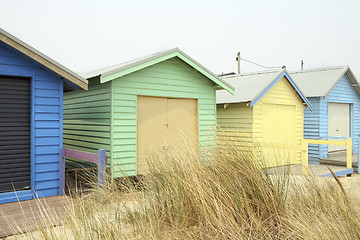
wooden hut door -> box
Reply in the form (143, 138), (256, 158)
(328, 103), (350, 152)
(262, 104), (296, 167)
(0, 76), (31, 193)
(137, 96), (197, 175)
(168, 98), (198, 149)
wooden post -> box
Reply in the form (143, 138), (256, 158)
(98, 149), (107, 189)
(59, 148), (65, 196)
(301, 139), (308, 175)
(346, 138), (352, 169)
(237, 52), (240, 74)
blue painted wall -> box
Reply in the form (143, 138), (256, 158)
(0, 41), (64, 204)
(304, 73), (360, 162)
(303, 97), (321, 162)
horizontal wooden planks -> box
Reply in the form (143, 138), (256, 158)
(63, 80), (112, 165)
(0, 41), (65, 202)
(253, 77), (304, 165)
(303, 97), (321, 160)
(34, 76), (62, 195)
(217, 103), (253, 131)
(319, 74), (360, 159)
(111, 57), (216, 177)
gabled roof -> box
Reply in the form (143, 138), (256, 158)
(83, 48), (234, 94)
(0, 28), (88, 90)
(216, 68), (312, 109)
(290, 66), (359, 97)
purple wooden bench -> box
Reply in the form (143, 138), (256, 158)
(59, 148), (107, 195)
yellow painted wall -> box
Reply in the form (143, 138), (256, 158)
(216, 103), (253, 151)
(217, 103), (253, 131)
(216, 76), (304, 167)
(253, 76), (304, 166)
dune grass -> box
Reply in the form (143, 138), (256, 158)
(5, 135), (360, 239)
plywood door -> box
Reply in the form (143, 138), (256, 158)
(168, 98), (198, 150)
(262, 104), (296, 167)
(137, 96), (198, 174)
(328, 102), (350, 152)
(137, 96), (168, 174)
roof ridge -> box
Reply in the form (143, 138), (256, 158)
(221, 68), (283, 79)
(83, 48), (179, 78)
(82, 48), (235, 93)
(290, 65), (348, 74)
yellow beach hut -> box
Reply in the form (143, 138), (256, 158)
(216, 69), (311, 167)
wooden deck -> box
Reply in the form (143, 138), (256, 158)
(267, 163), (352, 176)
(320, 152), (358, 169)
(0, 196), (71, 238)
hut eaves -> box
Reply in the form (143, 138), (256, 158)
(83, 48), (235, 94)
(290, 66), (360, 98)
(216, 68), (311, 109)
(0, 28), (88, 90)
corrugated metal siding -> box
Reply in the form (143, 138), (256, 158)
(111, 57), (216, 177)
(63, 78), (112, 166)
(0, 42), (63, 203)
(303, 97), (321, 161)
(253, 77), (304, 165)
(319, 74), (360, 158)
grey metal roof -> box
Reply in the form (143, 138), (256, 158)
(289, 66), (360, 97)
(0, 28), (88, 89)
(216, 69), (285, 104)
(83, 48), (178, 79)
(82, 48), (234, 92)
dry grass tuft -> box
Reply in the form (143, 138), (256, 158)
(5, 135), (360, 239)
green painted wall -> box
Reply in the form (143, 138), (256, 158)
(63, 57), (217, 177)
(111, 57), (217, 177)
(63, 78), (112, 167)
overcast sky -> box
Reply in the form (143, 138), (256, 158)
(1, 0), (360, 78)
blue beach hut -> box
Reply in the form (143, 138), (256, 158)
(0, 28), (87, 204)
(290, 66), (360, 162)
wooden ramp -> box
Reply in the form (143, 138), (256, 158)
(0, 196), (71, 238)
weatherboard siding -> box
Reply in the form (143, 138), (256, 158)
(216, 103), (253, 130)
(303, 97), (321, 161)
(319, 74), (360, 158)
(63, 78), (112, 166)
(253, 77), (304, 165)
(216, 76), (305, 166)
(216, 103), (253, 148)
(111, 58), (216, 177)
(303, 74), (360, 161)
(0, 42), (64, 203)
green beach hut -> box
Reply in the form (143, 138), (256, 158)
(63, 48), (234, 177)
